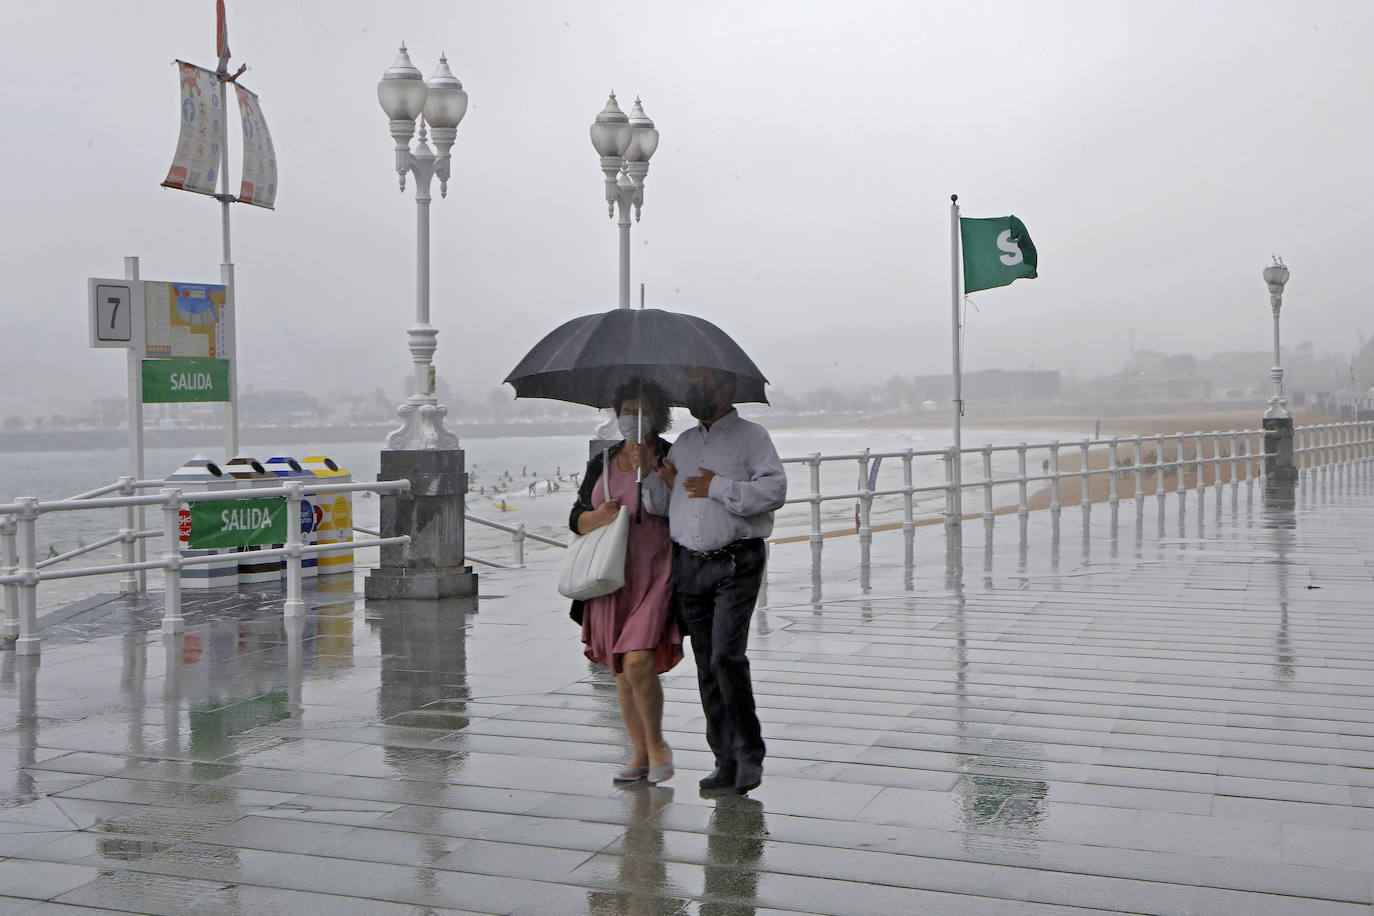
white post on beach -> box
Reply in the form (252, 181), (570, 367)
(949, 195), (963, 533)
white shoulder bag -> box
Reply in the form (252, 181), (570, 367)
(558, 450), (629, 601)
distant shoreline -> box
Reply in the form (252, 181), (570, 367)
(0, 400), (1343, 454)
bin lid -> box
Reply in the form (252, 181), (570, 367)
(165, 453), (227, 483)
(301, 455), (349, 478)
(264, 456), (311, 478)
(223, 456), (274, 479)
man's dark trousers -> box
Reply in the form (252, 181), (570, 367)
(674, 538), (767, 772)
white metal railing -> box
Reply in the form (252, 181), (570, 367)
(449, 420), (1373, 584)
(461, 515), (569, 569)
(0, 479), (411, 656)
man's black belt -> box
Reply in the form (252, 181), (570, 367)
(675, 537), (764, 561)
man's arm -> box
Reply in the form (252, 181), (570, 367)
(705, 427), (787, 516)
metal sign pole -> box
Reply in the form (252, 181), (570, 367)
(123, 256), (147, 592)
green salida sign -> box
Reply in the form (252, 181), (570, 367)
(189, 498), (287, 549)
(142, 357), (230, 403)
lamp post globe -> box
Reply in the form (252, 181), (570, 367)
(423, 55), (468, 129)
(377, 44), (427, 120)
(625, 97), (659, 163)
(590, 93), (632, 158)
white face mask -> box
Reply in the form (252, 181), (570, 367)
(617, 416), (642, 441)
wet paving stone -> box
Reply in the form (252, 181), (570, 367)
(2, 468), (1374, 911)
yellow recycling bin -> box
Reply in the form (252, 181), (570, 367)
(301, 456), (353, 578)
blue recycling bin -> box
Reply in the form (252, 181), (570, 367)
(264, 456), (318, 580)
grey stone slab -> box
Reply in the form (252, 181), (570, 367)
(0, 859), (102, 902)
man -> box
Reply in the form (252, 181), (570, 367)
(640, 367), (786, 794)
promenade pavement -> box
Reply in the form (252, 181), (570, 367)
(1, 463), (1372, 914)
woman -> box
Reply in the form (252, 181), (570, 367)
(569, 379), (682, 784)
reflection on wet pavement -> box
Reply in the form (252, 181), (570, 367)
(0, 468), (1372, 912)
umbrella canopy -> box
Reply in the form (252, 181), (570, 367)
(504, 308), (768, 408)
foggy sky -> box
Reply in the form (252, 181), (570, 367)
(3, 1), (1372, 417)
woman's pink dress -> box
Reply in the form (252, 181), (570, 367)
(581, 456), (682, 675)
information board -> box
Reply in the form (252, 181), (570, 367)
(144, 282), (226, 358)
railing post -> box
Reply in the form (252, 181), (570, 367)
(160, 488), (184, 634)
(0, 517), (17, 641)
(284, 482), (305, 617)
(1230, 431), (1240, 484)
(1193, 432), (1205, 489)
(901, 449), (915, 576)
(513, 523), (526, 568)
(14, 498), (39, 656)
(981, 444), (994, 522)
(1016, 443), (1028, 517)
(1049, 440), (1061, 513)
(1155, 434), (1167, 507)
(808, 454), (824, 579)
(857, 451), (872, 588)
(1079, 439), (1091, 509)
(1132, 436), (1144, 502)
(1108, 437), (1120, 508)
(1174, 435), (1187, 495)
(117, 476), (138, 595)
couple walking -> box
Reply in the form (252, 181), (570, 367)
(568, 368), (787, 795)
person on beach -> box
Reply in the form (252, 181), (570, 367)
(641, 367), (786, 795)
(569, 379), (682, 785)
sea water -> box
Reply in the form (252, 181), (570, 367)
(0, 420), (1084, 614)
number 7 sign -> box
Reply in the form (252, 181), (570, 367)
(88, 278), (145, 349)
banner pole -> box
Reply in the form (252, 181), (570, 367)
(949, 194), (963, 533)
(218, 74), (239, 462)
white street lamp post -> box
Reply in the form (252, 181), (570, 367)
(1263, 256), (1290, 420)
(378, 45), (467, 449)
(1261, 256), (1297, 481)
(590, 93), (659, 309)
(367, 44), (478, 601)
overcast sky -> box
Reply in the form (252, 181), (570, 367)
(3, 0), (1371, 416)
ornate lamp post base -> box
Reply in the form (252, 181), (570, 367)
(365, 448), (477, 600)
(1262, 415), (1297, 483)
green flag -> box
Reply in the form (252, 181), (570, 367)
(960, 216), (1037, 293)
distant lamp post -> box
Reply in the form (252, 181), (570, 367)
(1263, 256), (1290, 420)
(377, 44), (467, 449)
(366, 44), (478, 601)
(590, 93), (659, 309)
(1262, 256), (1297, 481)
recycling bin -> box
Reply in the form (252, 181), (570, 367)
(264, 455), (318, 580)
(223, 456), (283, 585)
(301, 455), (353, 578)
(165, 454), (238, 589)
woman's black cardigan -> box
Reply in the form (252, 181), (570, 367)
(566, 436), (672, 624)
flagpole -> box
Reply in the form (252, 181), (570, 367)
(949, 194), (963, 535)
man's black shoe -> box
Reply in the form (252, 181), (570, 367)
(734, 762), (763, 794)
(698, 767), (737, 791)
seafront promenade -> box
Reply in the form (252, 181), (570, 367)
(1, 462), (1372, 913)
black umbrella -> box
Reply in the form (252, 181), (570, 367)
(503, 307), (768, 408)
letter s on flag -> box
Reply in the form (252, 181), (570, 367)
(996, 230), (1023, 266)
